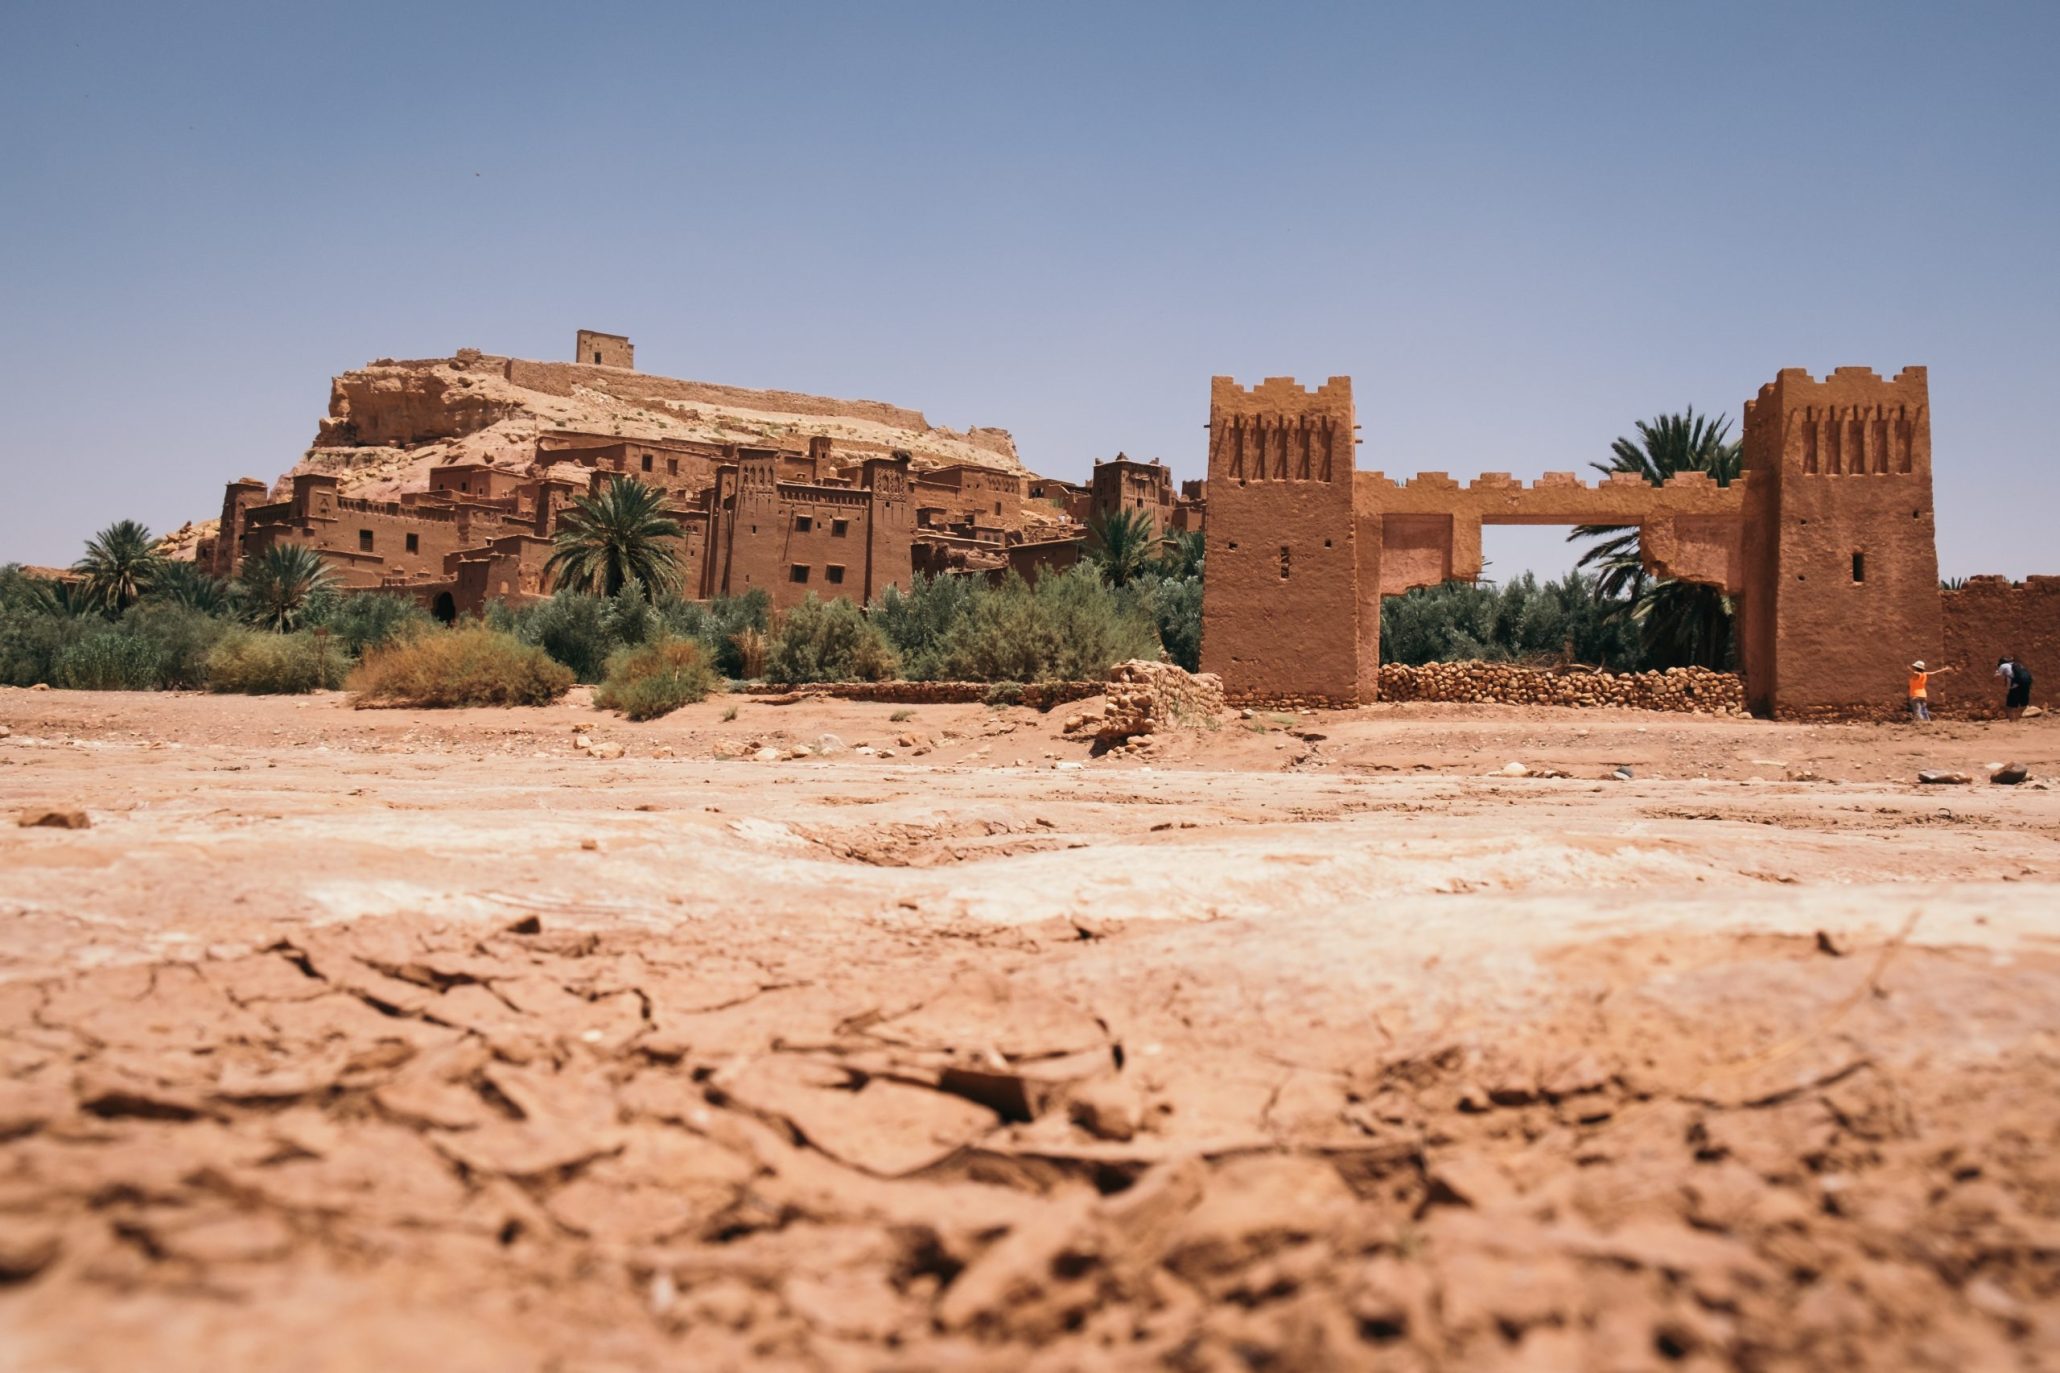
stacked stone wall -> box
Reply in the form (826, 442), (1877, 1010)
(1375, 663), (1746, 714)
(1088, 661), (1226, 743)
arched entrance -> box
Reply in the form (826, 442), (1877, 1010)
(431, 592), (457, 625)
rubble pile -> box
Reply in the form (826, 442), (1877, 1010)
(1066, 659), (1226, 745)
(1378, 662), (1746, 714)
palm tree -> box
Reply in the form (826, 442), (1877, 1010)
(1158, 529), (1205, 581)
(153, 559), (237, 615)
(1088, 507), (1159, 589)
(546, 478), (684, 599)
(239, 543), (336, 631)
(72, 520), (164, 615)
(1568, 408), (1741, 668)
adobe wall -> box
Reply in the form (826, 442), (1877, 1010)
(574, 330), (634, 370)
(1738, 367), (1939, 718)
(861, 454), (914, 604)
(1200, 377), (1363, 704)
(241, 474), (534, 590)
(1941, 577), (2060, 716)
(1090, 456), (1176, 530)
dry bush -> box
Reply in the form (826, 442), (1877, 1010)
(348, 627), (573, 709)
(595, 637), (717, 721)
(206, 629), (349, 695)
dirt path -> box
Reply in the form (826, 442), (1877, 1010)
(3, 687), (2057, 1370)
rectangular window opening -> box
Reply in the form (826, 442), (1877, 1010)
(668, 459), (678, 476)
(1852, 551), (1866, 584)
(826, 564), (845, 585)
(593, 351), (603, 364)
(1279, 545), (1291, 580)
(641, 454), (653, 472)
(405, 533), (419, 554)
(789, 564), (810, 584)
(795, 515), (813, 533)
(359, 529), (374, 552)
(831, 519), (849, 537)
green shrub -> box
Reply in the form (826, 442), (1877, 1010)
(983, 680), (1025, 707)
(310, 592), (433, 655)
(657, 589), (771, 678)
(1379, 572), (1640, 668)
(121, 602), (232, 688)
(595, 637), (718, 720)
(0, 609), (73, 688)
(765, 595), (898, 684)
(54, 628), (165, 690)
(206, 629), (349, 694)
(870, 574), (979, 680)
(1142, 574), (1203, 672)
(348, 627), (573, 708)
(944, 568), (1160, 682)
(489, 591), (615, 682)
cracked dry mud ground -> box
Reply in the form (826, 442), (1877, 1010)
(3, 688), (2058, 1371)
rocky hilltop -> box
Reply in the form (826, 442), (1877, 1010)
(163, 349), (1022, 558)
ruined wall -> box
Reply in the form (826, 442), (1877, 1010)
(1941, 577), (2060, 715)
(210, 479), (269, 577)
(1200, 377), (1362, 705)
(574, 330), (634, 369)
(1738, 367), (1939, 718)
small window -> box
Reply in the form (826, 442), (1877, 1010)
(668, 458), (678, 476)
(826, 564), (846, 584)
(405, 533), (419, 553)
(831, 519), (849, 537)
(795, 515), (813, 533)
(1851, 551), (1866, 583)
(1279, 545), (1291, 580)
(789, 564), (810, 583)
(359, 529), (374, 552)
(994, 501), (1003, 516)
(641, 454), (652, 472)
(593, 351), (603, 364)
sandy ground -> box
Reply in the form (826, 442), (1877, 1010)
(2, 685), (2057, 1371)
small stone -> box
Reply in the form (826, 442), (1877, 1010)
(1917, 770), (1972, 785)
(1055, 761), (1084, 772)
(580, 838), (600, 851)
(17, 809), (88, 829)
(2022, 705), (2045, 719)
(1499, 762), (1529, 777)
(814, 733), (845, 756)
(753, 747), (782, 763)
(1990, 762), (2028, 785)
(573, 733), (593, 750)
(588, 741), (625, 760)
(1609, 766), (1633, 781)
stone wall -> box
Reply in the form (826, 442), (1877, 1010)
(1375, 663), (1747, 714)
(1083, 660), (1226, 743)
(1941, 576), (2060, 716)
(785, 681), (1104, 708)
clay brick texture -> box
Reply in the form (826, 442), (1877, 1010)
(1202, 366), (2028, 720)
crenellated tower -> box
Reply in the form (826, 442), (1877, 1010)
(1738, 367), (1940, 717)
(1201, 376), (1365, 704)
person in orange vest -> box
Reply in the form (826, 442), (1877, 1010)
(1906, 659), (1955, 721)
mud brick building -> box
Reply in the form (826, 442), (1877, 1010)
(1202, 367), (2054, 717)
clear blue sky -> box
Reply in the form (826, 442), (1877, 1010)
(3, 2), (2055, 579)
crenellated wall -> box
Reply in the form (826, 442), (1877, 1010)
(1201, 377), (1365, 704)
(1941, 577), (2060, 716)
(1203, 366), (1976, 718)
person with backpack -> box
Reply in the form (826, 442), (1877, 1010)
(1997, 654), (2034, 719)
